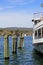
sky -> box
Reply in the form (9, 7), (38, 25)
(0, 0), (43, 28)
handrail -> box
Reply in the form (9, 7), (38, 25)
(33, 12), (43, 20)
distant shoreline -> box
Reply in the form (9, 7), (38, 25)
(0, 27), (33, 36)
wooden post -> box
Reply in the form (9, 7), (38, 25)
(4, 35), (9, 59)
(18, 36), (24, 49)
(12, 35), (17, 53)
(17, 36), (20, 48)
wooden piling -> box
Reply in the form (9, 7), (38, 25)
(18, 36), (24, 49)
(12, 35), (17, 53)
(4, 35), (9, 59)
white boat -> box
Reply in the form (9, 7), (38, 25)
(32, 12), (43, 53)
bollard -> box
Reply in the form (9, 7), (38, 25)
(4, 35), (9, 59)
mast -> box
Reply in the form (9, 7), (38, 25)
(40, 3), (43, 19)
(41, 3), (43, 7)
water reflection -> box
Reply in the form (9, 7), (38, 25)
(1, 36), (43, 65)
(4, 59), (9, 65)
(12, 53), (19, 65)
(12, 53), (17, 60)
(32, 49), (43, 65)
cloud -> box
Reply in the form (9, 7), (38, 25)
(0, 0), (36, 11)
(8, 0), (36, 5)
(0, 6), (14, 11)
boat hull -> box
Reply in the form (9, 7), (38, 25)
(33, 43), (43, 53)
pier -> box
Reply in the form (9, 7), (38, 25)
(0, 28), (32, 59)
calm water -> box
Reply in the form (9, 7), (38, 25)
(0, 36), (43, 65)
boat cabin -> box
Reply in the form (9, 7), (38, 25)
(32, 12), (43, 39)
(32, 12), (43, 25)
(34, 28), (43, 39)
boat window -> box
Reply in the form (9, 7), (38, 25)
(34, 20), (37, 25)
(38, 20), (41, 23)
(34, 20), (41, 25)
(35, 31), (37, 38)
(38, 29), (41, 38)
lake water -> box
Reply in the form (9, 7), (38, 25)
(0, 36), (43, 65)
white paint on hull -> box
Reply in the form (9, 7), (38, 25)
(34, 45), (43, 53)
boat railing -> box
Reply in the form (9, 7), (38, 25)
(33, 12), (43, 21)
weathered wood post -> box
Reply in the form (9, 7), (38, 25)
(12, 35), (17, 53)
(17, 36), (20, 48)
(20, 36), (24, 48)
(18, 33), (24, 48)
(4, 34), (9, 59)
(19, 36), (24, 48)
(15, 30), (21, 48)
